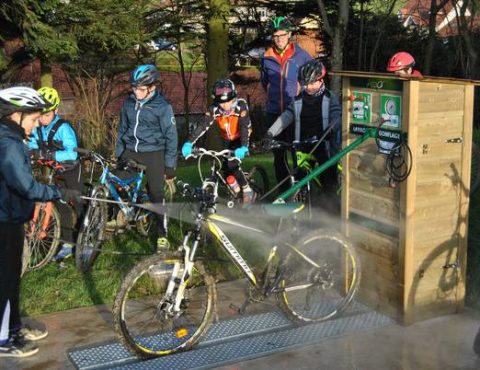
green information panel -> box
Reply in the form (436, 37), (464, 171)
(351, 91), (372, 124)
(380, 94), (402, 129)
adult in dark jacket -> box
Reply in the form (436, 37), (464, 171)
(260, 16), (312, 193)
(115, 64), (178, 249)
(266, 59), (341, 207)
(0, 87), (72, 358)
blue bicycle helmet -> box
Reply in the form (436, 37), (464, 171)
(130, 64), (160, 86)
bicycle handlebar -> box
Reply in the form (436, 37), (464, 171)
(75, 148), (147, 171)
(186, 148), (235, 160)
(269, 137), (320, 150)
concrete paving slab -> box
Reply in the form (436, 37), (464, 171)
(2, 279), (480, 370)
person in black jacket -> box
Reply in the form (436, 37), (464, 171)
(266, 59), (341, 210)
(0, 87), (74, 358)
(115, 64), (178, 250)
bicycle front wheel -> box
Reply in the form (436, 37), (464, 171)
(23, 202), (61, 272)
(277, 229), (360, 323)
(75, 186), (107, 272)
(113, 253), (215, 358)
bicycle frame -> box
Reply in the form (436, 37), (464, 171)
(99, 166), (146, 219)
(275, 128), (378, 203)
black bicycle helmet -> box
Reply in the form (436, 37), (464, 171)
(298, 59), (326, 85)
(0, 87), (52, 116)
(211, 79), (237, 103)
(130, 64), (160, 86)
(270, 16), (293, 32)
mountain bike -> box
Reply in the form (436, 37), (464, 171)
(186, 147), (269, 208)
(269, 138), (338, 227)
(22, 159), (67, 274)
(75, 148), (153, 272)
(112, 180), (360, 358)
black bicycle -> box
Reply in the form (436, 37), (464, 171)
(112, 179), (360, 358)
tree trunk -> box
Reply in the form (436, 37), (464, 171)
(331, 0), (349, 95)
(40, 61), (53, 87)
(206, 0), (230, 149)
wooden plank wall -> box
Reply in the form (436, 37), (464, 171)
(342, 81), (403, 318)
(402, 82), (472, 323)
(342, 76), (472, 324)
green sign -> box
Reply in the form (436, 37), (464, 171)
(351, 91), (372, 124)
(350, 77), (403, 92)
(380, 94), (402, 129)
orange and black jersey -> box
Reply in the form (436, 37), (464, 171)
(189, 99), (251, 147)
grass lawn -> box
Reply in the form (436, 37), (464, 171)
(20, 153), (275, 316)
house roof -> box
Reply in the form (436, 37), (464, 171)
(398, 0), (480, 37)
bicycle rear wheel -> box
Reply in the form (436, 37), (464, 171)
(75, 186), (107, 272)
(23, 202), (61, 272)
(277, 229), (360, 323)
(247, 165), (269, 200)
(113, 253), (215, 358)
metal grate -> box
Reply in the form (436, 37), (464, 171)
(68, 302), (394, 370)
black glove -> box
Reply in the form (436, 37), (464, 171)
(59, 188), (82, 204)
(165, 167), (175, 180)
(262, 132), (274, 151)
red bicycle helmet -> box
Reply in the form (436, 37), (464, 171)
(387, 52), (415, 72)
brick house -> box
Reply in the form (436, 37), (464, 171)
(398, 0), (480, 37)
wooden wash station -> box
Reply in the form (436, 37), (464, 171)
(335, 71), (476, 324)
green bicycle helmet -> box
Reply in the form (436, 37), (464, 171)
(38, 86), (61, 112)
(270, 16), (293, 32)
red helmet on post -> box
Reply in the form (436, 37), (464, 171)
(387, 52), (415, 72)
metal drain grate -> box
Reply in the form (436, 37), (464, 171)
(68, 302), (394, 370)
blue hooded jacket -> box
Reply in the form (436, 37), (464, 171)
(261, 43), (311, 115)
(0, 119), (61, 223)
(27, 114), (78, 162)
(116, 91), (178, 169)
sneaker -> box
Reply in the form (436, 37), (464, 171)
(54, 244), (73, 262)
(0, 338), (39, 358)
(156, 237), (170, 251)
(14, 325), (48, 341)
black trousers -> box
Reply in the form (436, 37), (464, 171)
(120, 150), (167, 236)
(0, 222), (24, 342)
(267, 113), (294, 194)
(55, 163), (84, 245)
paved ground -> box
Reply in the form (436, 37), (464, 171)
(2, 283), (480, 370)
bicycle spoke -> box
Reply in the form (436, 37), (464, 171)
(278, 230), (360, 323)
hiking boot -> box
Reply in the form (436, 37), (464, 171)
(156, 237), (170, 251)
(0, 338), (39, 358)
(14, 325), (48, 341)
(53, 244), (73, 262)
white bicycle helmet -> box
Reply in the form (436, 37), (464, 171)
(0, 87), (52, 116)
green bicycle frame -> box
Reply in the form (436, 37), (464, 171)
(274, 128), (378, 203)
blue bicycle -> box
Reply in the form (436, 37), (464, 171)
(75, 149), (153, 272)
